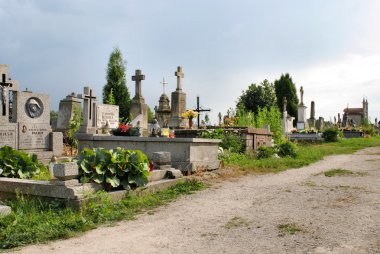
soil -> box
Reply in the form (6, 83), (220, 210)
(6, 146), (380, 254)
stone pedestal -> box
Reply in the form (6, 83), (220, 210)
(168, 90), (186, 128)
(130, 96), (148, 134)
(56, 93), (82, 132)
(297, 105), (307, 130)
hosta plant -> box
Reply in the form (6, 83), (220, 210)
(76, 147), (150, 190)
(0, 146), (43, 179)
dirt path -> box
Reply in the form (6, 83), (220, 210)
(6, 147), (380, 254)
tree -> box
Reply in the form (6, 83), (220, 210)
(236, 79), (277, 115)
(274, 73), (298, 120)
(103, 47), (131, 118)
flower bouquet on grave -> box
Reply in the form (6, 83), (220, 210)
(112, 123), (140, 136)
(182, 109), (199, 128)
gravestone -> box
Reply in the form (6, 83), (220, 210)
(130, 69), (148, 134)
(297, 86), (308, 130)
(78, 86), (97, 134)
(168, 66), (187, 128)
(282, 97), (294, 134)
(316, 117), (324, 131)
(0, 64), (62, 158)
(96, 104), (119, 129)
(56, 92), (82, 132)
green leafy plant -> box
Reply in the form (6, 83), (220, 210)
(277, 141), (297, 158)
(76, 147), (150, 190)
(322, 128), (340, 142)
(65, 105), (82, 155)
(0, 146), (45, 179)
(256, 146), (275, 159)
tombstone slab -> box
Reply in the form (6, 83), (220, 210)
(0, 124), (18, 148)
(168, 66), (187, 128)
(18, 123), (51, 150)
(56, 93), (82, 131)
(96, 104), (119, 129)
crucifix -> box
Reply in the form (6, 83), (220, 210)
(300, 86), (304, 105)
(84, 88), (97, 120)
(132, 69), (145, 98)
(160, 77), (168, 94)
(175, 66), (184, 91)
(195, 96), (211, 127)
(0, 73), (13, 116)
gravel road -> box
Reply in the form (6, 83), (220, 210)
(7, 146), (380, 254)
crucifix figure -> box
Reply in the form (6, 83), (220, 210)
(84, 87), (97, 120)
(175, 66), (184, 91)
(195, 96), (211, 127)
(132, 69), (145, 98)
(160, 77), (168, 94)
(0, 73), (12, 116)
(300, 86), (304, 105)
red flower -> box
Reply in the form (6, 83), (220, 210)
(119, 124), (129, 133)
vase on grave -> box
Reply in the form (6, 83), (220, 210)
(189, 118), (193, 129)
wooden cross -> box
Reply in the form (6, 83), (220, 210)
(84, 88), (97, 120)
(195, 96), (211, 127)
(132, 69), (145, 98)
(160, 77), (168, 94)
(175, 66), (184, 90)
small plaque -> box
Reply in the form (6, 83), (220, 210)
(297, 122), (305, 130)
(96, 104), (119, 129)
(0, 125), (17, 149)
(18, 123), (50, 150)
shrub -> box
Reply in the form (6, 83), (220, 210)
(322, 128), (339, 142)
(277, 141), (297, 158)
(257, 146), (275, 159)
(76, 147), (150, 190)
(220, 133), (245, 153)
(0, 146), (45, 179)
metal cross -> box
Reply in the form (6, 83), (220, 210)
(194, 96), (211, 127)
(160, 77), (168, 94)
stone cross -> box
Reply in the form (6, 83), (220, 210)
(310, 101), (315, 119)
(300, 86), (304, 105)
(84, 87), (97, 120)
(175, 66), (184, 90)
(283, 97), (287, 112)
(160, 77), (168, 94)
(132, 69), (145, 98)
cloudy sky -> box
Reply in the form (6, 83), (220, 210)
(1, 0), (380, 124)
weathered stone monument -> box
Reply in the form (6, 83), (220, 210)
(130, 69), (148, 134)
(342, 98), (369, 127)
(154, 78), (171, 127)
(56, 92), (82, 132)
(168, 66), (187, 128)
(78, 86), (98, 134)
(316, 117), (324, 131)
(308, 101), (316, 128)
(297, 86), (308, 130)
(0, 64), (63, 158)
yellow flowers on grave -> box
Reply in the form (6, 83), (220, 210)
(182, 109), (199, 119)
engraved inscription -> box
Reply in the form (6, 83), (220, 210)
(0, 125), (17, 148)
(18, 123), (50, 149)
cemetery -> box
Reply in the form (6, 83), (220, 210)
(0, 59), (379, 249)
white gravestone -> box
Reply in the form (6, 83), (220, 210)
(96, 104), (119, 129)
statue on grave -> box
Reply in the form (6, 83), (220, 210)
(26, 98), (43, 118)
(218, 112), (222, 126)
(300, 86), (304, 105)
(150, 119), (161, 137)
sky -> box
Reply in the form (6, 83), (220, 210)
(1, 0), (380, 124)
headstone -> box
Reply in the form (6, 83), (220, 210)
(0, 64), (63, 156)
(168, 66), (187, 128)
(56, 92), (82, 132)
(297, 86), (308, 130)
(316, 117), (324, 131)
(130, 69), (148, 134)
(78, 86), (97, 134)
(155, 78), (171, 127)
(96, 104), (119, 129)
(282, 97), (294, 134)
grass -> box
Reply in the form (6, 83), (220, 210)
(224, 136), (380, 173)
(223, 216), (250, 229)
(324, 169), (353, 177)
(277, 223), (303, 235)
(0, 179), (205, 249)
